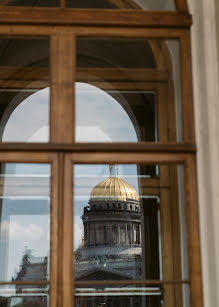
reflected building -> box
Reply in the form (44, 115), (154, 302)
(11, 165), (143, 307)
(75, 165), (143, 307)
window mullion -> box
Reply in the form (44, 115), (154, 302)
(50, 33), (75, 143)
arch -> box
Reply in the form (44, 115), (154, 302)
(0, 36), (176, 143)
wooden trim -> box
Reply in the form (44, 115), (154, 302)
(0, 151), (56, 162)
(184, 155), (203, 307)
(169, 165), (183, 307)
(160, 190), (175, 289)
(0, 8), (192, 28)
(77, 68), (169, 82)
(61, 153), (73, 307)
(50, 155), (59, 307)
(157, 83), (169, 142)
(0, 25), (185, 37)
(0, 143), (196, 153)
(60, 0), (66, 9)
(180, 30), (195, 143)
(50, 34), (75, 143)
(0, 67), (168, 83)
(70, 152), (187, 164)
(175, 0), (188, 13)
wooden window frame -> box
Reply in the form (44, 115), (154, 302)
(0, 2), (203, 307)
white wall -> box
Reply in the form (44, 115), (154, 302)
(189, 0), (219, 306)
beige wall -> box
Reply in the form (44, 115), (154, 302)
(189, 0), (219, 306)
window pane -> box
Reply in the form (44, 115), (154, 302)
(73, 164), (189, 284)
(0, 285), (49, 307)
(0, 164), (50, 282)
(74, 284), (190, 307)
(67, 0), (175, 10)
(0, 0), (59, 7)
(76, 38), (182, 142)
(0, 37), (49, 142)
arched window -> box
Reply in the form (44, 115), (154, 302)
(0, 1), (203, 307)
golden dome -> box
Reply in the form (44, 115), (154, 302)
(90, 175), (139, 202)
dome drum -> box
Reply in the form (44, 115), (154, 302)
(87, 200), (140, 213)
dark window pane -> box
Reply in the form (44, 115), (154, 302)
(0, 0), (59, 7)
(67, 0), (175, 10)
(0, 37), (49, 142)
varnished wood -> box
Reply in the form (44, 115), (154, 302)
(57, 154), (64, 307)
(50, 155), (59, 307)
(50, 34), (75, 143)
(169, 165), (183, 307)
(160, 190), (175, 307)
(157, 84), (169, 142)
(60, 0), (66, 9)
(70, 152), (187, 164)
(175, 0), (188, 13)
(0, 24), (185, 37)
(0, 67), (168, 83)
(0, 8), (192, 28)
(180, 30), (195, 143)
(185, 155), (203, 307)
(0, 151), (56, 162)
(0, 143), (197, 152)
(62, 154), (73, 307)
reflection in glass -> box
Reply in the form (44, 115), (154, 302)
(0, 164), (50, 282)
(67, 0), (175, 10)
(75, 286), (163, 307)
(73, 163), (189, 300)
(0, 0), (59, 7)
(74, 285), (190, 307)
(0, 285), (49, 307)
(76, 38), (182, 142)
(0, 37), (50, 142)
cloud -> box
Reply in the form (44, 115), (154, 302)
(74, 218), (84, 250)
(1, 220), (44, 240)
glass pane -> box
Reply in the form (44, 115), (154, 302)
(0, 0), (59, 7)
(67, 0), (175, 10)
(76, 38), (182, 142)
(0, 285), (49, 307)
(74, 284), (190, 307)
(0, 37), (49, 142)
(73, 164), (189, 283)
(0, 164), (50, 282)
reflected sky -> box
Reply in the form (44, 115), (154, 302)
(0, 164), (50, 282)
(2, 83), (138, 143)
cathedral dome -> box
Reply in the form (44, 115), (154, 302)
(90, 165), (139, 202)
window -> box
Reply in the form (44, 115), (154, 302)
(0, 1), (203, 307)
